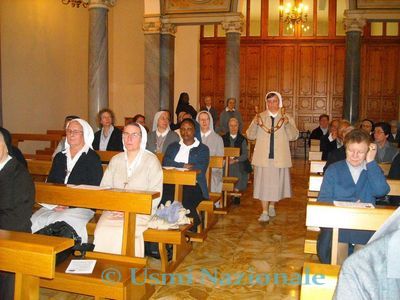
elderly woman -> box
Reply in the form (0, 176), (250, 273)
(31, 119), (103, 242)
(223, 117), (250, 204)
(0, 129), (35, 300)
(146, 110), (179, 154)
(317, 129), (390, 264)
(92, 108), (123, 151)
(196, 110), (224, 193)
(360, 119), (374, 139)
(218, 97), (243, 135)
(94, 123), (162, 257)
(161, 118), (209, 231)
(246, 91), (299, 222)
(388, 120), (400, 147)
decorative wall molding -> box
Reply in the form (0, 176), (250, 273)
(87, 0), (115, 9)
(343, 15), (366, 33)
(143, 16), (162, 34)
(356, 0), (400, 9)
(160, 22), (177, 35)
(221, 15), (244, 33)
(345, 9), (400, 21)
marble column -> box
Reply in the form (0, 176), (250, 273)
(160, 23), (176, 116)
(143, 19), (162, 128)
(222, 17), (243, 109)
(88, 0), (114, 129)
(343, 17), (366, 124)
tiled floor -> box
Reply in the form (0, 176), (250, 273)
(41, 158), (316, 299)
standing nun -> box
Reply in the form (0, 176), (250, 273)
(246, 91), (299, 222)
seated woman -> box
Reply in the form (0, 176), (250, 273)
(92, 108), (123, 151)
(160, 118), (209, 230)
(196, 110), (224, 193)
(94, 123), (162, 257)
(222, 117), (250, 204)
(146, 110), (179, 154)
(31, 119), (103, 243)
(0, 128), (35, 300)
(317, 129), (389, 264)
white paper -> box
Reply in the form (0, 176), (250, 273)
(40, 203), (58, 210)
(333, 201), (375, 209)
(65, 259), (97, 274)
(163, 167), (189, 171)
(68, 184), (112, 190)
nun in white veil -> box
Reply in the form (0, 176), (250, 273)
(146, 110), (179, 154)
(31, 118), (103, 242)
(94, 122), (163, 257)
(196, 110), (224, 193)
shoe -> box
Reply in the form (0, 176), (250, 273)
(233, 197), (240, 205)
(268, 206), (276, 217)
(258, 213), (270, 222)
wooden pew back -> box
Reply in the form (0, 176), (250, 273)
(95, 150), (121, 163)
(309, 160), (326, 174)
(306, 202), (395, 264)
(12, 133), (63, 149)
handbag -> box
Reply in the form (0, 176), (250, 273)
(35, 221), (94, 265)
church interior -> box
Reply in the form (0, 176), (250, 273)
(1, 0), (400, 299)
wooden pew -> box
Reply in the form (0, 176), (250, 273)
(308, 151), (323, 161)
(309, 160), (326, 174)
(379, 163), (391, 176)
(35, 182), (158, 299)
(300, 262), (341, 300)
(27, 159), (194, 274)
(0, 230), (74, 300)
(306, 202), (395, 265)
(12, 133), (63, 150)
(96, 150), (122, 163)
(305, 177), (400, 255)
(221, 147), (241, 210)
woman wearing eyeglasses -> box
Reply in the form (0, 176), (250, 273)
(93, 122), (162, 257)
(317, 129), (390, 264)
(31, 119), (103, 242)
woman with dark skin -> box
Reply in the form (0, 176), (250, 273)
(161, 118), (209, 231)
(175, 92), (197, 120)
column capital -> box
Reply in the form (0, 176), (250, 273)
(344, 15), (366, 33)
(143, 16), (162, 34)
(87, 0), (115, 10)
(160, 22), (177, 36)
(221, 15), (244, 34)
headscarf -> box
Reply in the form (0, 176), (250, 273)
(122, 123), (148, 152)
(64, 118), (94, 152)
(265, 91), (283, 108)
(0, 127), (13, 155)
(196, 110), (214, 132)
(152, 111), (171, 132)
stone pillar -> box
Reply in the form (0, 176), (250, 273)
(222, 16), (243, 109)
(143, 18), (162, 128)
(160, 23), (177, 116)
(88, 0), (114, 129)
(343, 16), (366, 124)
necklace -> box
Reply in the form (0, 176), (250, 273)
(254, 106), (286, 134)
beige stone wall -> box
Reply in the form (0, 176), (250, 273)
(174, 25), (200, 121)
(1, 0), (201, 142)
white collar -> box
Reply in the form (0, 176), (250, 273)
(179, 138), (200, 149)
(201, 129), (212, 138)
(156, 128), (169, 138)
(268, 111), (278, 118)
(0, 155), (12, 172)
(230, 134), (237, 139)
(206, 105), (211, 110)
(226, 107), (235, 112)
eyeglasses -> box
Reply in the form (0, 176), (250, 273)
(66, 129), (83, 136)
(123, 132), (142, 139)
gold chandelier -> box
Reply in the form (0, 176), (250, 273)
(279, 2), (310, 32)
(61, 0), (88, 8)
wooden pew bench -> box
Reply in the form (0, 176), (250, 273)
(220, 147), (241, 213)
(12, 133), (63, 156)
(309, 160), (326, 175)
(0, 229), (74, 300)
(304, 179), (400, 255)
(35, 182), (158, 299)
(27, 159), (195, 274)
(300, 262), (341, 300)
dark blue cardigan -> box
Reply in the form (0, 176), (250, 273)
(317, 159), (390, 263)
(163, 141), (210, 199)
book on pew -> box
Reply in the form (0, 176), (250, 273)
(333, 201), (375, 209)
(67, 184), (112, 190)
(162, 166), (190, 171)
(66, 259), (97, 274)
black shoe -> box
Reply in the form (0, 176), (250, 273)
(233, 197), (240, 205)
